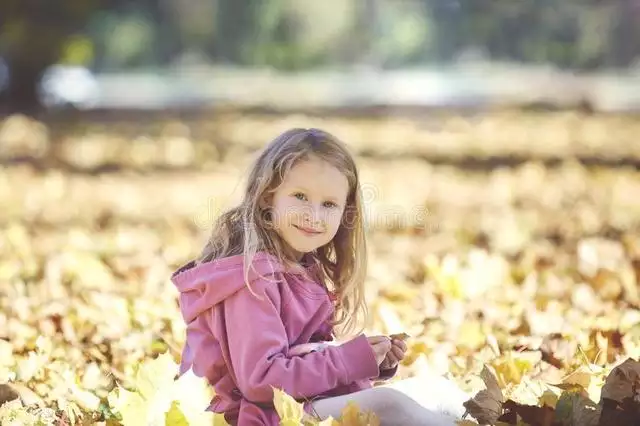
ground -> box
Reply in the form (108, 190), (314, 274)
(0, 109), (639, 425)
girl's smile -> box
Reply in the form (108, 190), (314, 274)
(293, 224), (323, 236)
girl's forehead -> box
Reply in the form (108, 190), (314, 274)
(286, 158), (346, 179)
(282, 158), (349, 196)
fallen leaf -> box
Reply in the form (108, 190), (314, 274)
(598, 357), (640, 426)
(462, 366), (505, 425)
(273, 387), (305, 424)
(338, 401), (380, 426)
(3, 113), (640, 426)
(599, 357), (640, 404)
(498, 399), (555, 426)
(490, 351), (541, 388)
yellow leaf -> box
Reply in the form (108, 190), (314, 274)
(108, 352), (179, 425)
(272, 387), (305, 423)
(62, 251), (114, 289)
(165, 401), (189, 426)
(338, 401), (380, 426)
(458, 321), (485, 351)
(317, 416), (340, 426)
(70, 384), (101, 411)
(135, 352), (178, 400)
(506, 377), (547, 406)
(339, 402), (361, 425)
(560, 362), (607, 402)
(426, 255), (464, 299)
(489, 351), (539, 388)
(173, 367), (229, 426)
(0, 398), (44, 426)
(562, 364), (594, 389)
(402, 340), (430, 366)
(108, 386), (150, 426)
(539, 389), (560, 408)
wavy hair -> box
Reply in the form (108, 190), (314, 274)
(197, 128), (368, 336)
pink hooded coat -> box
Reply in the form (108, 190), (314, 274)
(171, 251), (397, 425)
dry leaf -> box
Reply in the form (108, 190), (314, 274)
(389, 333), (410, 341)
(599, 357), (640, 404)
(498, 399), (555, 426)
(462, 366), (505, 425)
(338, 401), (380, 426)
(598, 357), (640, 426)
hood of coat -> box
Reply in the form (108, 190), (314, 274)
(171, 251), (319, 323)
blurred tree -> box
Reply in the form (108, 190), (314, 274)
(213, 0), (262, 64)
(436, 0), (640, 68)
(0, 0), (103, 114)
(0, 0), (638, 115)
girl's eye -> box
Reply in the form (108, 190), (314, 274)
(293, 192), (306, 201)
(323, 201), (338, 209)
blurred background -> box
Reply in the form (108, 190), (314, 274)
(1, 1), (640, 422)
(1, 0), (640, 112)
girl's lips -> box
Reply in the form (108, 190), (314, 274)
(294, 224), (322, 235)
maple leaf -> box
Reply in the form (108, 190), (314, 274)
(553, 385), (600, 426)
(108, 384), (157, 425)
(598, 357), (640, 426)
(165, 400), (190, 425)
(172, 367), (228, 426)
(556, 362), (607, 404)
(273, 387), (305, 425)
(462, 366), (505, 425)
(497, 399), (555, 426)
(489, 351), (541, 389)
(599, 357), (640, 404)
(108, 352), (177, 425)
(108, 352), (228, 426)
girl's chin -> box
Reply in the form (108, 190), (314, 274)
(285, 242), (320, 258)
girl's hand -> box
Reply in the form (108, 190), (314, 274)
(367, 335), (392, 365)
(379, 338), (407, 370)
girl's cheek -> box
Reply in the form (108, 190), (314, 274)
(331, 211), (345, 226)
(284, 206), (305, 224)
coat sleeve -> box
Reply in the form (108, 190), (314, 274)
(222, 278), (380, 403)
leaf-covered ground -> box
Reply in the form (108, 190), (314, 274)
(0, 112), (639, 425)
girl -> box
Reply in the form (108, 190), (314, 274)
(171, 128), (470, 425)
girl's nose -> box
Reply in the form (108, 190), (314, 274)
(304, 207), (324, 226)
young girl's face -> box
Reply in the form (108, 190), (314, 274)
(269, 156), (349, 260)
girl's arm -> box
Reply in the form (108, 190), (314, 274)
(222, 279), (380, 404)
(288, 341), (398, 380)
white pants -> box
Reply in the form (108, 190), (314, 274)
(311, 370), (471, 426)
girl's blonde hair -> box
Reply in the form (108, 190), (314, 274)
(197, 128), (368, 336)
